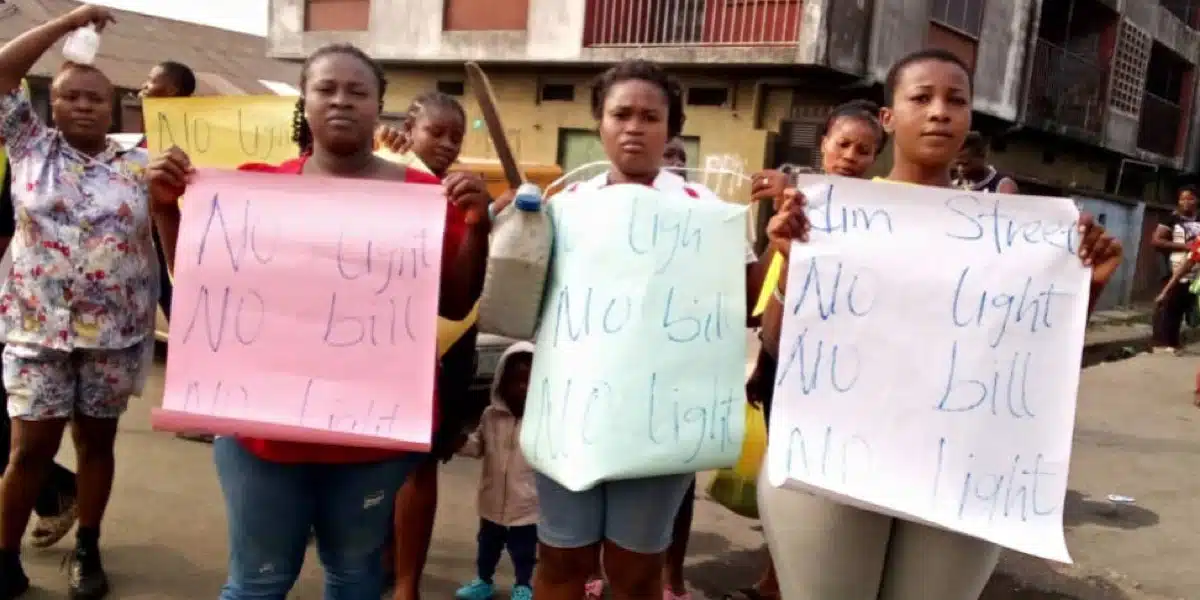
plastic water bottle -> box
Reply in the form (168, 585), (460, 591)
(478, 183), (553, 340)
(62, 24), (100, 65)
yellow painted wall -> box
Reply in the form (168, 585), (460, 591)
(383, 67), (793, 204)
(865, 137), (1112, 194)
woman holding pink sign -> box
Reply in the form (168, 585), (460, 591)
(756, 48), (1123, 600)
(145, 43), (493, 600)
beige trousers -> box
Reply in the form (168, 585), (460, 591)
(758, 469), (1001, 600)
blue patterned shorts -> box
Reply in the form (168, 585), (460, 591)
(3, 342), (150, 421)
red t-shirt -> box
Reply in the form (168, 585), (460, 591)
(234, 156), (463, 464)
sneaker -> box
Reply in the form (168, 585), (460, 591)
(664, 585), (691, 600)
(0, 559), (29, 599)
(454, 578), (494, 600)
(65, 545), (109, 599)
(29, 497), (78, 549)
(512, 584), (533, 600)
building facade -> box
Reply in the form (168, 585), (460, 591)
(269, 0), (1200, 205)
(0, 0), (300, 134)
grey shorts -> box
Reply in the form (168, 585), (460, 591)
(535, 471), (695, 554)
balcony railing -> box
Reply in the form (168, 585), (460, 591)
(1023, 38), (1108, 137)
(1138, 92), (1183, 157)
(583, 0), (803, 47)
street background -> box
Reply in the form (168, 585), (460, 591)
(9, 309), (1199, 600)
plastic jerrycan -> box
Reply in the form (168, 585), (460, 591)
(477, 182), (553, 340)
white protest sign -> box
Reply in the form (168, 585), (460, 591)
(766, 177), (1089, 562)
(520, 183), (748, 492)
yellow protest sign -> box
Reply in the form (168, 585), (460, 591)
(142, 96), (300, 168)
(143, 96), (435, 174)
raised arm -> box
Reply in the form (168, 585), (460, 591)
(0, 5), (113, 95)
(1156, 255), (1195, 305)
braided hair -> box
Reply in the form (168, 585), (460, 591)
(403, 91), (466, 132)
(291, 43), (388, 156)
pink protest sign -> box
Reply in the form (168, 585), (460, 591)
(151, 169), (446, 450)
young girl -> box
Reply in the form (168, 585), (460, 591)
(530, 59), (775, 600)
(387, 90), (496, 600)
(726, 98), (888, 600)
(145, 43), (492, 598)
(455, 341), (537, 600)
(757, 48), (1122, 600)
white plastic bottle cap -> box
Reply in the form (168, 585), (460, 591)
(62, 24), (100, 66)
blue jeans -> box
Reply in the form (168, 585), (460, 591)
(214, 437), (423, 599)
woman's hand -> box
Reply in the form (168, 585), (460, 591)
(444, 171), (491, 228)
(489, 189), (517, 218)
(766, 188), (809, 257)
(375, 124), (408, 153)
(65, 4), (116, 32)
(751, 169), (789, 207)
(1156, 290), (1167, 305)
(1077, 212), (1122, 288)
(145, 146), (193, 209)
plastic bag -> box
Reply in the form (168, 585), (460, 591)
(707, 403), (767, 519)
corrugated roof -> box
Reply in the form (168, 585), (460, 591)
(0, 0), (299, 95)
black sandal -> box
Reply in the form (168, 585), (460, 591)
(722, 587), (777, 600)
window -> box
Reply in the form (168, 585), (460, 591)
(1161, 0), (1198, 26)
(436, 80), (465, 96)
(929, 0), (985, 38)
(1036, 0), (1116, 56)
(1145, 43), (1190, 102)
(443, 0), (530, 31)
(304, 0), (370, 31)
(539, 83), (575, 103)
(686, 87), (729, 107)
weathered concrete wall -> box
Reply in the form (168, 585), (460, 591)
(864, 0), (1037, 121)
(822, 0), (873, 75)
(269, 0), (813, 64)
(865, 0), (930, 83)
(973, 0), (1037, 121)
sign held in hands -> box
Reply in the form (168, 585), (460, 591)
(519, 184), (749, 491)
(765, 177), (1089, 562)
(151, 170), (446, 450)
(142, 96), (299, 168)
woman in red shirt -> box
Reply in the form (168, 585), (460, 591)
(144, 44), (491, 599)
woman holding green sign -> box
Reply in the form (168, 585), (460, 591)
(528, 59), (786, 600)
(756, 48), (1123, 600)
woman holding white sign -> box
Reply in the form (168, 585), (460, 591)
(144, 44), (493, 599)
(757, 48), (1124, 600)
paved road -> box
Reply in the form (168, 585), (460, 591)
(12, 348), (1200, 599)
